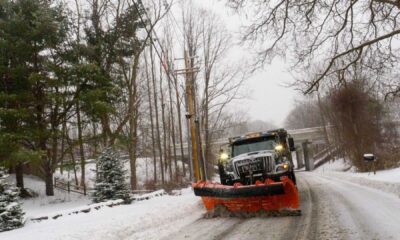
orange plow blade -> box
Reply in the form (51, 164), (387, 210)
(193, 176), (299, 215)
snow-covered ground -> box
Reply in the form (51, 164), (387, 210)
(161, 163), (400, 240)
(315, 158), (400, 198)
(3, 158), (400, 240)
(7, 174), (90, 219)
(1, 182), (202, 240)
(1, 155), (192, 239)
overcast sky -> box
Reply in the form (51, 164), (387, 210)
(244, 60), (300, 126)
(166, 0), (301, 126)
(191, 0), (300, 126)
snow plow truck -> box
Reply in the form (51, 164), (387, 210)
(193, 129), (300, 216)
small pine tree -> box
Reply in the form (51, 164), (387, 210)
(0, 168), (24, 232)
(92, 148), (131, 204)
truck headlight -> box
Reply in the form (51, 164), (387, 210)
(276, 163), (289, 172)
(275, 144), (283, 151)
(220, 152), (229, 161)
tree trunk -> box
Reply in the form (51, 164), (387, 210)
(145, 53), (157, 183)
(129, 156), (137, 189)
(60, 115), (67, 175)
(173, 76), (186, 178)
(166, 112), (173, 181)
(127, 55), (140, 190)
(48, 107), (59, 196)
(76, 102), (86, 194)
(92, 122), (98, 157)
(69, 149), (79, 187)
(159, 69), (169, 180)
(203, 83), (211, 177)
(15, 163), (24, 189)
(167, 76), (179, 181)
(128, 113), (138, 190)
(45, 165), (54, 196)
(43, 141), (54, 196)
(65, 130), (79, 186)
(150, 46), (164, 184)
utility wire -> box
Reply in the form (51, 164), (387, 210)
(132, 0), (178, 84)
(166, 5), (185, 45)
(165, 13), (184, 50)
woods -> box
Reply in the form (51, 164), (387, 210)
(0, 0), (246, 196)
(284, 76), (399, 171)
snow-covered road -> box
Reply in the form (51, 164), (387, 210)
(3, 170), (400, 240)
(161, 171), (400, 240)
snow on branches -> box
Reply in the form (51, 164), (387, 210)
(92, 148), (132, 204)
(0, 168), (24, 232)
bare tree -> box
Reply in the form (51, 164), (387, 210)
(284, 97), (323, 130)
(150, 45), (165, 184)
(230, 0), (400, 97)
(180, 4), (247, 175)
(144, 53), (158, 183)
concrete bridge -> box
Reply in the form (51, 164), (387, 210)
(289, 126), (334, 171)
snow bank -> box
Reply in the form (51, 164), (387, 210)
(131, 189), (166, 201)
(1, 187), (203, 240)
(315, 159), (400, 198)
(315, 158), (352, 172)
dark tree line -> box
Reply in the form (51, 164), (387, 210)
(0, 0), (159, 196)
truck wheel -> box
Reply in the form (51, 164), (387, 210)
(290, 171), (297, 185)
(218, 163), (227, 185)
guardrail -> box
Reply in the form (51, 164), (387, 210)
(314, 147), (339, 169)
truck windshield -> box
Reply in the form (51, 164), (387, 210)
(231, 137), (276, 157)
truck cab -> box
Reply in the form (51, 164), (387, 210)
(218, 129), (297, 186)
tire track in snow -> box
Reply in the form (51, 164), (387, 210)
(160, 218), (243, 240)
(281, 175), (316, 240)
(162, 170), (393, 240)
(161, 174), (317, 240)
(310, 173), (400, 240)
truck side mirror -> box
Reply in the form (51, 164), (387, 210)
(288, 137), (295, 152)
(363, 153), (376, 162)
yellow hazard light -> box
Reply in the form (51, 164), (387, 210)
(246, 132), (260, 138)
(283, 163), (289, 169)
(275, 144), (284, 151)
(220, 152), (229, 161)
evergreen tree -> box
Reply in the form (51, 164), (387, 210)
(0, 0), (70, 196)
(0, 0), (39, 192)
(0, 167), (24, 232)
(92, 148), (131, 204)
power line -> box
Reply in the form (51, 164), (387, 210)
(167, 6), (185, 43)
(165, 13), (184, 50)
(132, 1), (178, 85)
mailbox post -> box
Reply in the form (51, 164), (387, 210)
(363, 153), (377, 175)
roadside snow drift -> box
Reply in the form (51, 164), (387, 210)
(1, 187), (203, 240)
(315, 158), (400, 198)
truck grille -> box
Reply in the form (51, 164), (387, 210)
(234, 156), (273, 176)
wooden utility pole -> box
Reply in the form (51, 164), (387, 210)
(184, 51), (201, 181)
(175, 51), (205, 182)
